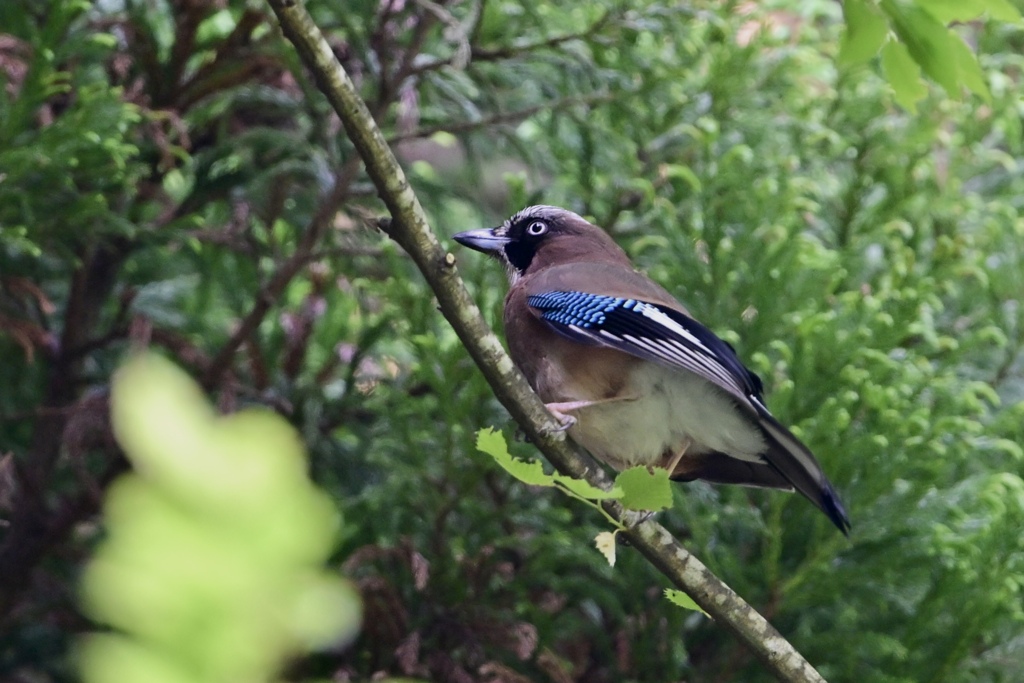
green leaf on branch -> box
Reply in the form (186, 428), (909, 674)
(947, 31), (991, 99)
(665, 589), (710, 618)
(615, 466), (673, 512)
(476, 427), (622, 501)
(882, 0), (960, 95)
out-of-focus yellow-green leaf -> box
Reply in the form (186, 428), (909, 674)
(881, 40), (929, 112)
(79, 353), (361, 683)
(840, 0), (890, 66)
(916, 0), (1022, 23)
(78, 635), (194, 683)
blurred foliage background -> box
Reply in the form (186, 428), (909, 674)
(1, 0), (1023, 681)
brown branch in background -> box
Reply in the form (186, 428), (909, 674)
(263, 2), (827, 682)
(411, 9), (614, 75)
(387, 92), (613, 144)
(371, 0), (438, 120)
(201, 155), (360, 391)
(281, 265), (329, 381)
(204, 0), (448, 391)
(150, 326), (212, 374)
(0, 241), (131, 620)
(166, 0), (210, 95)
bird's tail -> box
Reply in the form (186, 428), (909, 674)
(756, 411), (851, 535)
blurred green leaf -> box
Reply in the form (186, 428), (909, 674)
(948, 31), (992, 99)
(916, 0), (1022, 23)
(882, 0), (961, 96)
(840, 0), (891, 66)
(79, 354), (361, 683)
(881, 39), (929, 111)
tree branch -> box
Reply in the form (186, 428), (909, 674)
(201, 156), (361, 390)
(0, 240), (131, 620)
(264, 2), (827, 681)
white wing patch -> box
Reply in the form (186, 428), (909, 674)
(626, 302), (745, 395)
(635, 302), (713, 354)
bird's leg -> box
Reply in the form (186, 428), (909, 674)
(660, 439), (692, 477)
(544, 396), (636, 431)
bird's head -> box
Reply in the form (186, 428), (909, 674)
(453, 205), (629, 282)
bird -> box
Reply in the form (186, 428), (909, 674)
(453, 205), (850, 534)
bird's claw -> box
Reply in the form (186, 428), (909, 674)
(542, 402), (579, 433)
(621, 510), (658, 529)
(551, 413), (577, 431)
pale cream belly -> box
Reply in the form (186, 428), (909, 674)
(556, 363), (768, 471)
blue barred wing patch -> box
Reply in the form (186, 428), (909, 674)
(527, 290), (764, 400)
(526, 291), (643, 328)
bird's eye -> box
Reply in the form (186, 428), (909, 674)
(527, 221), (548, 236)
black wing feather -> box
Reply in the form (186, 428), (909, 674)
(527, 291), (763, 400)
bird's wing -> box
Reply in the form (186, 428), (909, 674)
(525, 289), (764, 403)
(526, 288), (851, 534)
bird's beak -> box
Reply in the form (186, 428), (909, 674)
(452, 228), (510, 254)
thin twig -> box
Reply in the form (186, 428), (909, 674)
(411, 9), (614, 75)
(387, 92), (612, 144)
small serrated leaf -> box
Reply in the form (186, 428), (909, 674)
(475, 428), (622, 500)
(476, 428), (558, 487)
(615, 466), (673, 511)
(664, 589), (710, 618)
(554, 473), (622, 501)
(475, 427), (508, 460)
(595, 531), (618, 566)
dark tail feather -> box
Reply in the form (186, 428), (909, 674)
(671, 453), (795, 490)
(756, 411), (851, 535)
(671, 447), (850, 535)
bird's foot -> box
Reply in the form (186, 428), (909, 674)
(624, 510), (659, 529)
(543, 396), (638, 431)
(542, 402), (580, 432)
(637, 510), (658, 524)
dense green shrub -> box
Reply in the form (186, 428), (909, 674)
(1, 0), (1021, 681)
